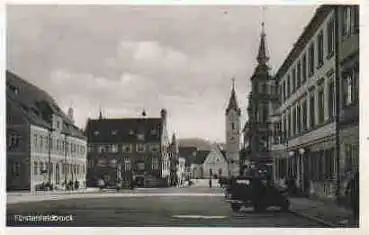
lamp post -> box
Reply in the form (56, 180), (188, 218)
(288, 151), (295, 180)
(298, 148), (305, 192)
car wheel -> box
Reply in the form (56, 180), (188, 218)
(231, 203), (241, 212)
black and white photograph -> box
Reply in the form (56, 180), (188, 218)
(4, 2), (361, 230)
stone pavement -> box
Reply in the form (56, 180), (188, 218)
(289, 196), (357, 227)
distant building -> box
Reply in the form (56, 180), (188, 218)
(202, 145), (229, 179)
(85, 109), (171, 188)
(268, 5), (359, 200)
(6, 71), (87, 191)
(190, 150), (209, 179)
(225, 80), (241, 177)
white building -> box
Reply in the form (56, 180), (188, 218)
(201, 145), (229, 179)
(225, 80), (241, 177)
(7, 71), (87, 191)
(269, 5), (359, 200)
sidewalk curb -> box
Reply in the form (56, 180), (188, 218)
(289, 209), (338, 227)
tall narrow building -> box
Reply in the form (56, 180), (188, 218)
(225, 79), (241, 177)
(243, 22), (275, 174)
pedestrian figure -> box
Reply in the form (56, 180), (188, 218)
(98, 178), (105, 191)
(209, 178), (212, 188)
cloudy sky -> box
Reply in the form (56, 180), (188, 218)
(7, 4), (317, 143)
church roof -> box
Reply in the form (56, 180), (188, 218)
(256, 23), (269, 65)
(226, 81), (241, 115)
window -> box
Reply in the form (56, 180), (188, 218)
(318, 88), (325, 124)
(232, 122), (235, 130)
(292, 69), (296, 92)
(328, 81), (335, 120)
(283, 81), (286, 101)
(98, 145), (106, 153)
(287, 112), (292, 138)
(93, 130), (99, 136)
(317, 31), (324, 67)
(296, 105), (300, 135)
(291, 108), (295, 137)
(97, 159), (106, 167)
(124, 158), (131, 170)
(308, 43), (315, 76)
(34, 134), (38, 149)
(297, 61), (301, 88)
(137, 133), (145, 141)
(56, 121), (60, 129)
(309, 93), (315, 128)
(136, 144), (145, 153)
(287, 75), (291, 97)
(150, 144), (159, 153)
(40, 162), (46, 174)
(112, 130), (118, 135)
(301, 100), (308, 131)
(325, 149), (335, 179)
(302, 54), (307, 83)
(111, 144), (118, 153)
(110, 159), (117, 168)
(7, 132), (20, 149)
(327, 17), (335, 57)
(40, 136), (43, 150)
(34, 161), (38, 175)
(122, 144), (132, 153)
(152, 158), (159, 170)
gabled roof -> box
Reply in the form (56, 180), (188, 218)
(194, 150), (210, 164)
(85, 118), (163, 143)
(226, 85), (241, 115)
(6, 70), (85, 139)
(179, 146), (198, 166)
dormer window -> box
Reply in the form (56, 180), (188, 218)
(56, 121), (60, 129)
(137, 133), (145, 141)
(94, 131), (100, 136)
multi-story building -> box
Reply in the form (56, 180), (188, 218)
(225, 80), (241, 177)
(85, 109), (171, 188)
(269, 5), (359, 200)
(243, 23), (276, 174)
(336, 5), (359, 198)
(6, 71), (87, 191)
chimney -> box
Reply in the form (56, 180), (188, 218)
(160, 108), (167, 121)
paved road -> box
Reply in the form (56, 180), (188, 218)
(7, 186), (325, 227)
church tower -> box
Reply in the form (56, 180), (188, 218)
(243, 19), (274, 170)
(225, 78), (241, 177)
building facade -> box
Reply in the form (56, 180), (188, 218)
(269, 5), (359, 200)
(85, 109), (171, 188)
(7, 71), (87, 191)
(225, 81), (241, 177)
(243, 23), (276, 174)
(202, 145), (229, 179)
(169, 133), (180, 186)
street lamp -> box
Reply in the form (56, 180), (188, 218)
(298, 148), (305, 193)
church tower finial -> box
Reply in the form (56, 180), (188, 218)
(257, 7), (269, 65)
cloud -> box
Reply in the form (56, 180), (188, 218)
(7, 5), (317, 142)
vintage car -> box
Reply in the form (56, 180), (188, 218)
(226, 176), (290, 212)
